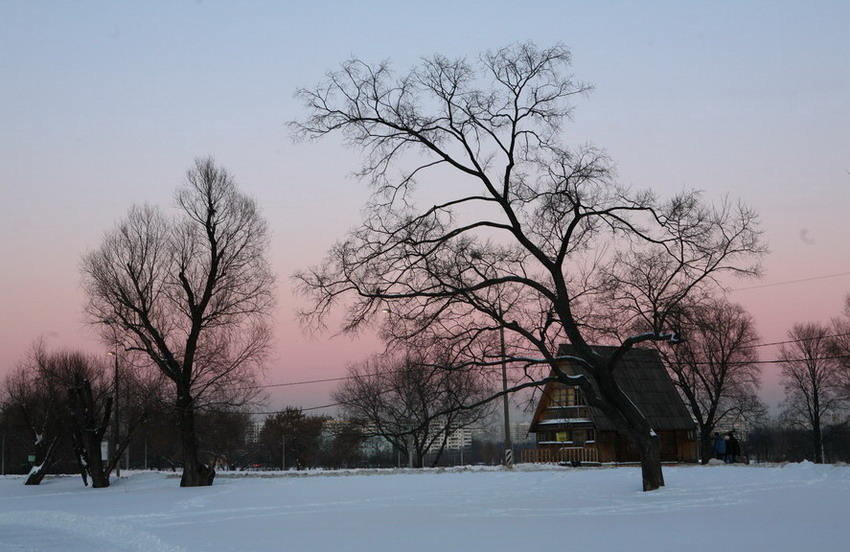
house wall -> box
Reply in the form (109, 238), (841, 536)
(532, 429), (697, 464)
(606, 430), (697, 463)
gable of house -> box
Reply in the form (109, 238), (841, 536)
(553, 344), (695, 432)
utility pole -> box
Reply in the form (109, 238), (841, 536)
(107, 348), (120, 477)
(499, 308), (513, 469)
(282, 433), (286, 470)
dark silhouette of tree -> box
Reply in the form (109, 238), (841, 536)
(780, 323), (846, 463)
(258, 408), (327, 469)
(657, 297), (766, 463)
(194, 407), (255, 470)
(333, 348), (494, 469)
(292, 42), (764, 490)
(81, 158), (274, 487)
(828, 295), (850, 400)
(66, 373), (146, 488)
(2, 342), (149, 486)
(3, 342), (64, 485)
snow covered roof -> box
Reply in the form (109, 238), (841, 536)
(535, 418), (594, 426)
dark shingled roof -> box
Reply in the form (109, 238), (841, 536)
(555, 344), (695, 432)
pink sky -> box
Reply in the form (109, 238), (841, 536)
(2, 2), (848, 414)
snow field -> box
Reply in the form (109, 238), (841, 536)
(0, 463), (848, 551)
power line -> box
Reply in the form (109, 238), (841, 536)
(253, 332), (850, 391)
(259, 376), (352, 389)
(249, 402), (341, 416)
(740, 331), (850, 351)
(684, 354), (850, 367)
(248, 352), (850, 416)
(729, 270), (850, 291)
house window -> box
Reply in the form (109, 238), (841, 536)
(573, 430), (586, 445)
(537, 430), (577, 444)
(548, 385), (585, 407)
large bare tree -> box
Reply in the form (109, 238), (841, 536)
(333, 349), (494, 468)
(780, 323), (846, 463)
(657, 297), (765, 462)
(81, 158), (274, 486)
(293, 43), (764, 491)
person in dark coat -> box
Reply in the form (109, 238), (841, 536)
(712, 432), (726, 460)
(726, 432), (740, 463)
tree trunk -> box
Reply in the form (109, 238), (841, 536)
(80, 430), (110, 488)
(812, 414), (823, 464)
(24, 436), (58, 486)
(592, 365), (665, 492)
(67, 377), (111, 488)
(636, 432), (665, 492)
(177, 393), (215, 487)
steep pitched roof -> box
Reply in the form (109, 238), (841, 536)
(554, 344), (695, 432)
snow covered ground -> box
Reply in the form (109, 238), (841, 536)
(1, 462), (847, 551)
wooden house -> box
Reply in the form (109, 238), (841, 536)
(524, 344), (698, 464)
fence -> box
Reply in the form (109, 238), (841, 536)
(521, 446), (599, 464)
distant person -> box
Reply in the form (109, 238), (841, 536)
(726, 432), (740, 463)
(713, 432), (726, 461)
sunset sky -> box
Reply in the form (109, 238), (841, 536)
(2, 1), (848, 414)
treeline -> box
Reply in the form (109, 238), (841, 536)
(745, 423), (850, 464)
(0, 343), (508, 478)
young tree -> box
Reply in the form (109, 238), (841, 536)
(333, 350), (494, 468)
(658, 297), (765, 462)
(780, 323), (846, 463)
(81, 158), (274, 487)
(293, 43), (764, 490)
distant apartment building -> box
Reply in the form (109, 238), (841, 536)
(428, 427), (474, 453)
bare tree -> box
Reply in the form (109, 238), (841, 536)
(258, 408), (328, 469)
(81, 158), (274, 487)
(780, 323), (846, 463)
(657, 297), (765, 463)
(3, 342), (148, 486)
(3, 342), (63, 485)
(292, 43), (764, 490)
(828, 295), (850, 399)
(333, 349), (494, 468)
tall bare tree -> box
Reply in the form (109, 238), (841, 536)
(81, 158), (274, 487)
(293, 43), (764, 490)
(780, 323), (847, 463)
(657, 297), (765, 462)
(333, 349), (494, 468)
(828, 295), (850, 398)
